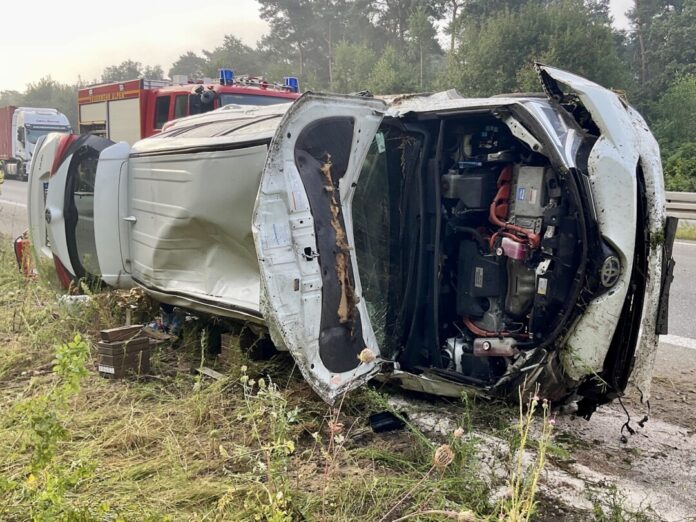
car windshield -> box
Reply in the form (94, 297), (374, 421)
(26, 126), (70, 144)
(352, 127), (422, 357)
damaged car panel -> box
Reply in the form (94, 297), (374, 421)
(535, 64), (668, 410)
(27, 66), (671, 415)
(125, 104), (291, 323)
(254, 67), (670, 411)
(253, 94), (387, 402)
(29, 132), (115, 287)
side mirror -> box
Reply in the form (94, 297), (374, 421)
(17, 127), (25, 144)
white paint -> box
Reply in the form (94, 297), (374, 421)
(659, 334), (696, 351)
(0, 199), (26, 208)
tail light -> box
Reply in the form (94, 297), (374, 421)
(50, 134), (78, 177)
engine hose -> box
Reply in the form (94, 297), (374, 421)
(463, 317), (531, 340)
(489, 165), (541, 249)
(451, 225), (489, 252)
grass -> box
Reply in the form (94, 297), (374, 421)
(675, 221), (696, 240)
(0, 239), (649, 521)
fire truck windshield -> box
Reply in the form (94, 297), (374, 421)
(218, 94), (293, 107)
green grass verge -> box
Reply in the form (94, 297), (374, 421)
(676, 222), (696, 241)
(0, 240), (653, 521)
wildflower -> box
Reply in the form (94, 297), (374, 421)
(328, 420), (344, 435)
(453, 427), (465, 439)
(548, 417), (556, 426)
(433, 444), (455, 470)
(358, 347), (376, 364)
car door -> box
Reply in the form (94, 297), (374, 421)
(93, 142), (134, 289)
(42, 134), (114, 288)
(252, 93), (387, 403)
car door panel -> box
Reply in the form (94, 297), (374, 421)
(253, 94), (386, 402)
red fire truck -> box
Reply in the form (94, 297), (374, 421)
(77, 71), (300, 144)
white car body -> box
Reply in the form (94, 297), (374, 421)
(27, 66), (675, 415)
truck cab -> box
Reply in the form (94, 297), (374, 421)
(0, 107), (71, 181)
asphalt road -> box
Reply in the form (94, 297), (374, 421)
(665, 240), (696, 339)
(0, 179), (29, 238)
(1, 179), (695, 340)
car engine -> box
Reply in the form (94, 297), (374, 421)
(437, 116), (581, 384)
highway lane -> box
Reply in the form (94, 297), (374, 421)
(1, 179), (694, 339)
(665, 240), (696, 339)
(0, 179), (28, 238)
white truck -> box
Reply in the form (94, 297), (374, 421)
(0, 106), (71, 181)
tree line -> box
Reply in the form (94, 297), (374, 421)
(1, 0), (694, 189)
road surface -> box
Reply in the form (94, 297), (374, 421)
(0, 179), (28, 238)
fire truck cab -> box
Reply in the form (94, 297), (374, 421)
(77, 70), (300, 144)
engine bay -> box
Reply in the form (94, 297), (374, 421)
(433, 112), (583, 385)
(362, 108), (587, 387)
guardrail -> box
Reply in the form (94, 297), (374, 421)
(666, 192), (696, 220)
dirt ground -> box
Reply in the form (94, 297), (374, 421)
(547, 341), (696, 521)
(389, 341), (696, 521)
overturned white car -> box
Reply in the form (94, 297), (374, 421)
(27, 65), (675, 415)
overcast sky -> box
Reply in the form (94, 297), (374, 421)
(0, 0), (634, 92)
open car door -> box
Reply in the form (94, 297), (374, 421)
(253, 94), (387, 402)
(42, 134), (114, 288)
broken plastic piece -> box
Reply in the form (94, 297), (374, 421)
(369, 411), (407, 433)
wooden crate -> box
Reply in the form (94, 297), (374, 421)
(99, 325), (144, 342)
(97, 335), (151, 379)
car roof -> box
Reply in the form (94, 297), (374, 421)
(130, 103), (292, 154)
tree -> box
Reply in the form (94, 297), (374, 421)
(367, 0), (444, 46)
(22, 77), (78, 128)
(101, 60), (164, 82)
(142, 65), (164, 80)
(627, 0), (696, 103)
(441, 0), (631, 96)
(169, 52), (208, 79)
(663, 143), (696, 191)
(367, 45), (417, 93)
(331, 42), (378, 92)
(203, 35), (264, 77)
(652, 75), (696, 150)
(406, 6), (440, 89)
(0, 90), (24, 106)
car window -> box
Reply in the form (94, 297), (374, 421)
(174, 95), (188, 119)
(154, 96), (171, 129)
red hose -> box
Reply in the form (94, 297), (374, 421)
(489, 165), (540, 249)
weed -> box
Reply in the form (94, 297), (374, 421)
(496, 384), (555, 522)
(589, 483), (660, 522)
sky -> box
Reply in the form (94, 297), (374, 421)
(0, 0), (634, 92)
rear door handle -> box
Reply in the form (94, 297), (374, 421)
(122, 216), (137, 223)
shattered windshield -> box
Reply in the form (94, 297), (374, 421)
(352, 127), (421, 356)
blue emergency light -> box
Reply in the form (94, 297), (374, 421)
(219, 69), (234, 86)
(284, 76), (300, 93)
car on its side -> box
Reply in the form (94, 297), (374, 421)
(27, 65), (675, 416)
